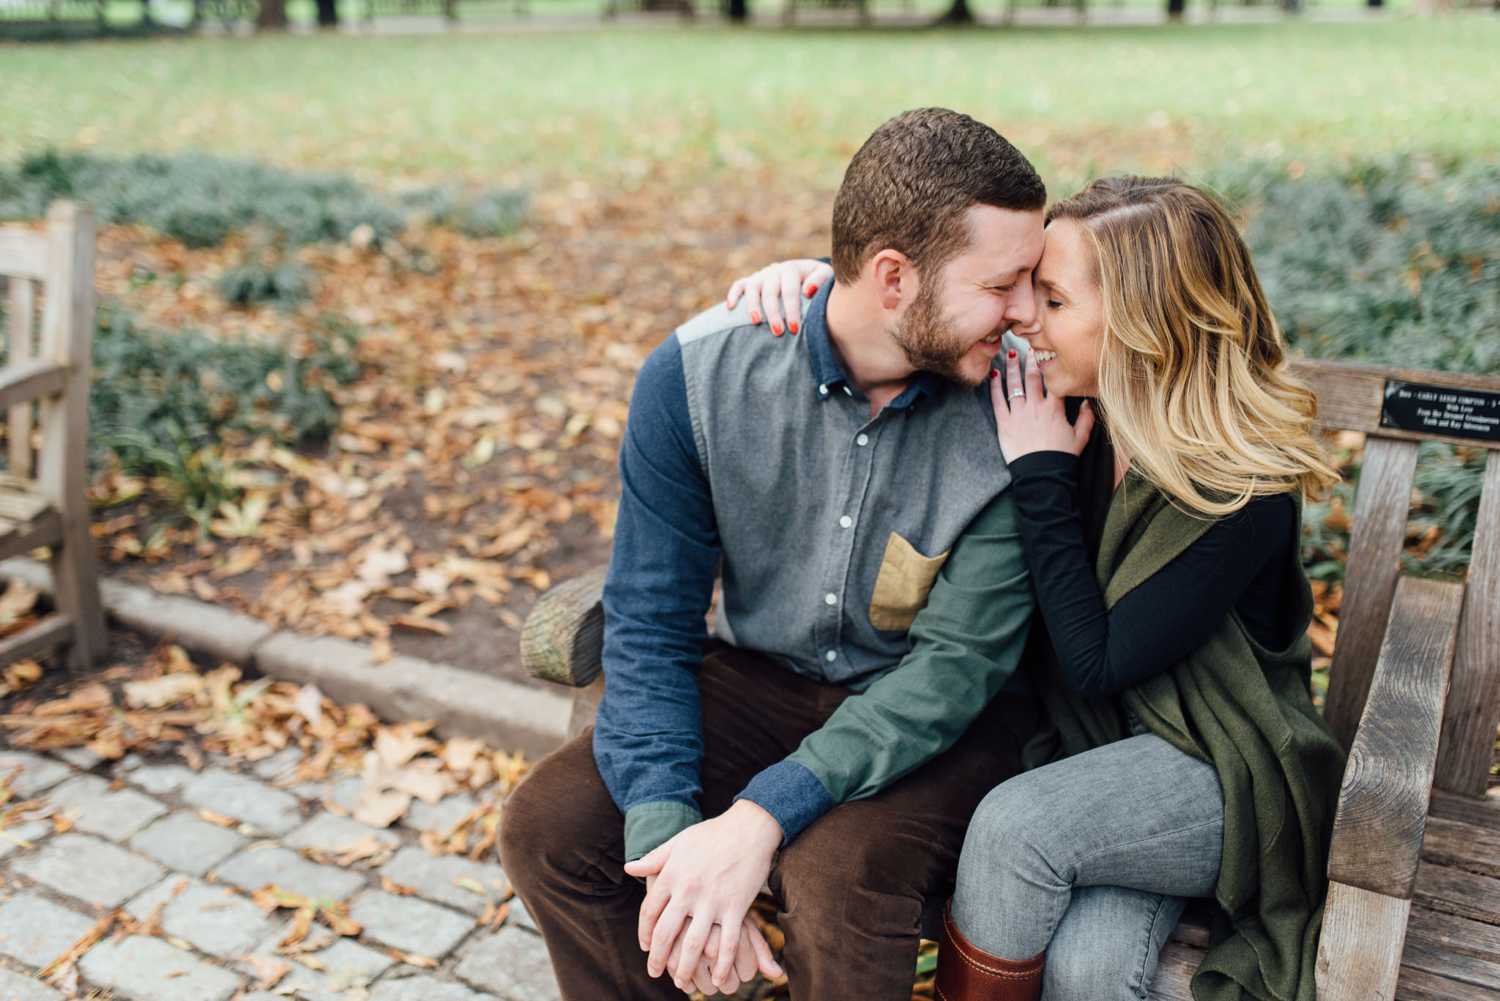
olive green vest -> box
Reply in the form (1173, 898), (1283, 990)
(1026, 473), (1347, 1001)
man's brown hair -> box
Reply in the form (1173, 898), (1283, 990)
(830, 108), (1045, 285)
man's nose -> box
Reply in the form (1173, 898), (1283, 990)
(1005, 281), (1038, 331)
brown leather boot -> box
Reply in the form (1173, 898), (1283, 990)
(934, 902), (1045, 1001)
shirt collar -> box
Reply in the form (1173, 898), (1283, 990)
(804, 281), (946, 411)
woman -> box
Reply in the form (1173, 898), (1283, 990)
(725, 177), (1347, 1001)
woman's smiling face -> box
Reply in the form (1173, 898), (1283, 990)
(1017, 218), (1107, 399)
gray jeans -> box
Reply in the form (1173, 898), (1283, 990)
(951, 734), (1224, 1001)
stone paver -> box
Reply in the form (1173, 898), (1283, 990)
(180, 769), (301, 835)
(124, 876), (274, 959)
(371, 976), (501, 1001)
(10, 833), (164, 908)
(122, 762), (194, 796)
(53, 747), (104, 771)
(211, 844), (365, 901)
(0, 968), (64, 1001)
(0, 752), (71, 797)
(128, 812), (247, 876)
(240, 923), (394, 1001)
(0, 820), (52, 861)
(78, 935), (241, 1001)
(509, 897), (537, 933)
(402, 792), (477, 834)
(284, 813), (400, 856)
(250, 746), (303, 782)
(42, 774), (168, 841)
(454, 926), (561, 1001)
(0, 894), (96, 970)
(380, 846), (508, 916)
(348, 890), (474, 958)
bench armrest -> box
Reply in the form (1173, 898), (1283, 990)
(0, 359), (68, 413)
(520, 565), (607, 687)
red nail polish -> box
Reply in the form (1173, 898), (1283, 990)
(772, 323), (783, 335)
(805, 285), (818, 297)
(750, 311), (760, 324)
(789, 320), (799, 334)
(1008, 350), (1017, 359)
(990, 369), (999, 380)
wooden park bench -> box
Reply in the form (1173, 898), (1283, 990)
(0, 200), (107, 670)
(519, 356), (1500, 1001)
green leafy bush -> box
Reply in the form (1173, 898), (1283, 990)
(0, 150), (528, 248)
(85, 305), (362, 528)
(1213, 156), (1500, 580)
(216, 260), (315, 310)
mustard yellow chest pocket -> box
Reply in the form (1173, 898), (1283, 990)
(868, 532), (951, 632)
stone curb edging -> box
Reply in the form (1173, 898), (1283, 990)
(0, 557), (573, 758)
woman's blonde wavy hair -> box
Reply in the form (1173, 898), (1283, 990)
(1046, 176), (1339, 517)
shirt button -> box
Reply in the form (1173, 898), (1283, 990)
(825, 650), (838, 663)
(843, 386), (853, 397)
(856, 434), (869, 447)
(824, 592), (837, 606)
(839, 515), (853, 528)
(819, 384), (829, 396)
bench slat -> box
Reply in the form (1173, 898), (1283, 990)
(1414, 859), (1500, 927)
(1402, 907), (1500, 992)
(1421, 815), (1500, 879)
(1327, 576), (1464, 898)
(1145, 942), (1201, 1001)
(1395, 964), (1500, 1001)
(1291, 357), (1500, 452)
(1317, 880), (1412, 1001)
(1323, 436), (1420, 749)
(1436, 451), (1500, 798)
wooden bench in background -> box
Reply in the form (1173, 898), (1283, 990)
(0, 200), (108, 671)
(519, 356), (1500, 1001)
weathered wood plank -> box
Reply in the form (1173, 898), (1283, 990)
(1421, 815), (1500, 878)
(0, 229), (48, 281)
(0, 508), (62, 565)
(1291, 357), (1500, 451)
(1327, 576), (1464, 898)
(1436, 451), (1500, 798)
(1317, 880), (1412, 1001)
(1402, 907), (1500, 992)
(7, 276), (36, 478)
(0, 613), (74, 665)
(1413, 859), (1500, 926)
(1324, 436), (1420, 749)
(1429, 788), (1500, 828)
(1396, 965), (1500, 1001)
(35, 201), (105, 670)
(520, 564), (606, 686)
(1145, 942), (1201, 1001)
(0, 359), (68, 414)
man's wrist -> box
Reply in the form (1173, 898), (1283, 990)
(727, 798), (784, 854)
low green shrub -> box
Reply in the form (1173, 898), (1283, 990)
(0, 150), (528, 248)
(85, 306), (362, 528)
(216, 260), (315, 310)
(1214, 156), (1500, 581)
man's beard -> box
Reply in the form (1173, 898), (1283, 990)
(889, 282), (981, 387)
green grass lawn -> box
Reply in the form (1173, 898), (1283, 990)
(3, 18), (1496, 191)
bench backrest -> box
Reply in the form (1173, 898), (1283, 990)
(1291, 358), (1500, 798)
(0, 201), (96, 482)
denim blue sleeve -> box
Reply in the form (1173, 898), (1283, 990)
(592, 334), (721, 862)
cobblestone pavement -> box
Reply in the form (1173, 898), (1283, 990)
(0, 745), (562, 1001)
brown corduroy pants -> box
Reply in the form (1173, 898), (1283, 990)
(498, 642), (1035, 1001)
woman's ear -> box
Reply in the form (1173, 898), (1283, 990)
(868, 250), (914, 312)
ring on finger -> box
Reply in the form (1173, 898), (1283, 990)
(1008, 388), (1026, 399)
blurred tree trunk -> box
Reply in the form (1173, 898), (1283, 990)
(1166, 0), (1185, 17)
(256, 0), (289, 28)
(936, 0), (976, 23)
(724, 0), (747, 18)
(1366, 0), (1382, 7)
(315, 0), (339, 24)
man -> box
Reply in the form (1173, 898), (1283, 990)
(500, 107), (1047, 1000)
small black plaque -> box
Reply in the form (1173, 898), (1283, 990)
(1380, 379), (1500, 443)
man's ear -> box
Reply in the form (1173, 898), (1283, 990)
(868, 250), (915, 312)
